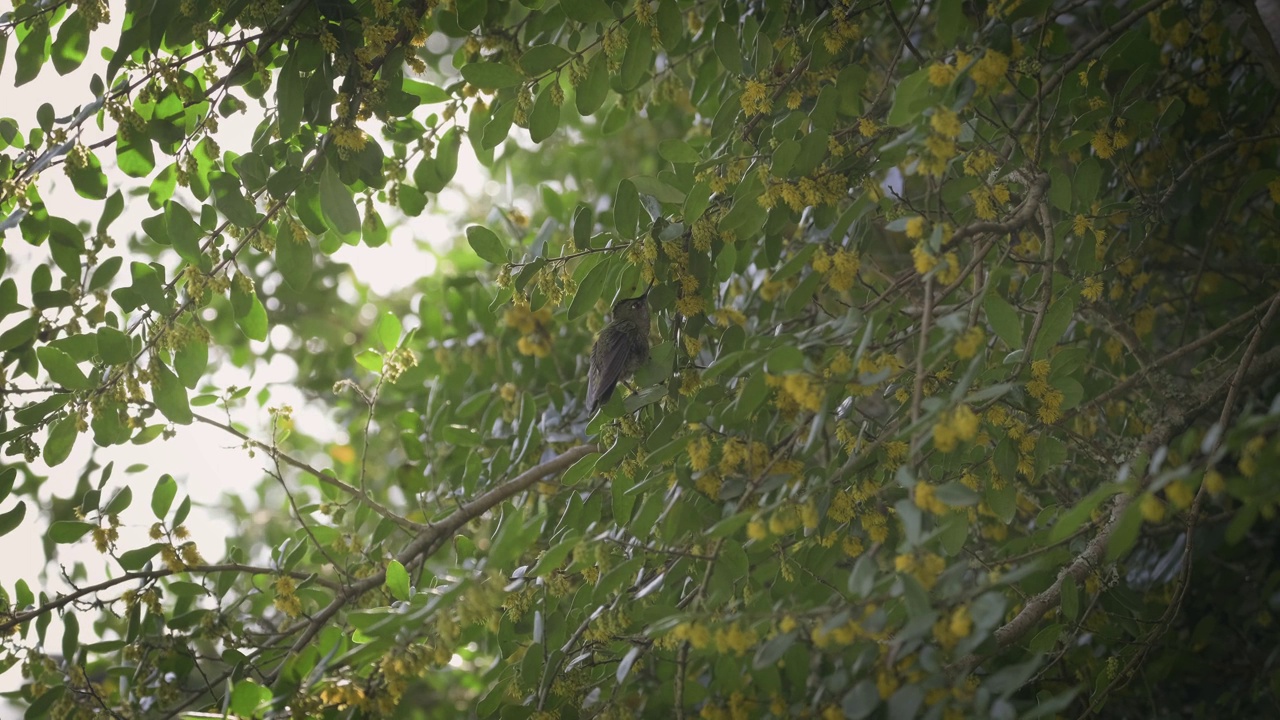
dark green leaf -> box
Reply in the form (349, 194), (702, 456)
(152, 474), (177, 520)
(117, 543), (163, 571)
(104, 486), (132, 515)
(0, 500), (26, 537)
(984, 293), (1022, 349)
(14, 22), (50, 86)
(529, 82), (561, 143)
(575, 52), (609, 116)
(520, 45), (571, 75)
(467, 226), (506, 264)
(49, 519), (94, 543)
(385, 559), (410, 601)
(174, 339), (207, 389)
(319, 166), (360, 236)
(36, 346), (92, 389)
(460, 61), (524, 89)
(165, 202), (204, 264)
(151, 361), (193, 425)
(276, 224), (314, 290)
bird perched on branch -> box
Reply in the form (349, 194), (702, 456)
(586, 285), (652, 414)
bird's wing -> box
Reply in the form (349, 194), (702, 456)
(587, 333), (633, 412)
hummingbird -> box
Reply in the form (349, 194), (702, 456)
(586, 284), (652, 414)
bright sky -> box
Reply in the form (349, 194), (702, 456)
(0, 1), (494, 696)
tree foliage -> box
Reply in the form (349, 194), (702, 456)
(2, 0), (1280, 717)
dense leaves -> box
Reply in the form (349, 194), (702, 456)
(2, 0), (1280, 719)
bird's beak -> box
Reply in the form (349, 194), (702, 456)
(640, 280), (654, 299)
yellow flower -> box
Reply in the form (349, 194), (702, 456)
(954, 326), (984, 359)
(1091, 131), (1115, 159)
(782, 374), (823, 412)
(912, 244), (939, 275)
(689, 434), (713, 471)
(1082, 276), (1104, 302)
(928, 62), (958, 87)
(905, 216), (926, 239)
(1139, 493), (1165, 523)
(858, 117), (879, 137)
(1204, 469), (1225, 494)
(930, 107), (962, 139)
(948, 605), (972, 638)
(1164, 481), (1195, 509)
(970, 50), (1009, 93)
(741, 79), (771, 117)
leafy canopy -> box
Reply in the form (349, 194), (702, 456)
(2, 0), (1280, 718)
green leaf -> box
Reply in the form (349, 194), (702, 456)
(1074, 157), (1101, 206)
(617, 21), (653, 91)
(174, 339), (207, 389)
(52, 12), (89, 74)
(165, 202), (204, 264)
(129, 261), (172, 314)
(209, 172), (259, 227)
(0, 317), (37, 351)
(713, 21), (743, 76)
(529, 82), (561, 143)
(376, 312), (402, 350)
(152, 474), (177, 520)
(467, 226), (506, 264)
(151, 361), (193, 425)
(0, 467), (14, 503)
(319, 166), (360, 237)
(229, 679), (270, 717)
(614, 179), (640, 238)
(568, 258), (610, 320)
(104, 486), (132, 515)
(460, 61), (524, 89)
(356, 349), (383, 373)
(660, 137), (701, 165)
(276, 56), (304, 138)
(97, 327), (133, 365)
(1049, 168), (1072, 213)
(117, 132), (155, 178)
(14, 22), (50, 86)
(231, 283), (269, 341)
(49, 519), (95, 543)
(117, 543), (163, 571)
(1106, 501), (1144, 562)
(984, 293), (1022, 349)
(89, 253), (121, 286)
(0, 501), (27, 537)
(36, 346), (92, 389)
(1032, 294), (1076, 359)
(385, 559), (410, 601)
(561, 0), (614, 23)
(575, 52), (609, 116)
(66, 149), (108, 199)
(402, 79), (449, 104)
(440, 424), (481, 446)
(887, 67), (932, 126)
(43, 416), (79, 467)
(362, 207), (389, 247)
(1050, 484), (1124, 543)
(1060, 574), (1079, 622)
(414, 127), (461, 192)
(520, 45), (571, 75)
(275, 225), (314, 290)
